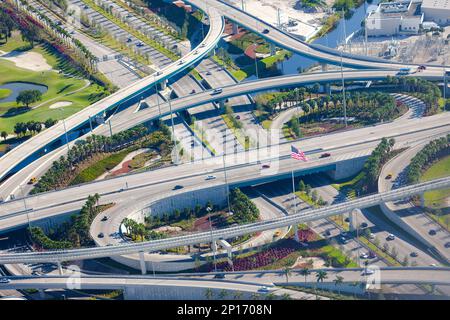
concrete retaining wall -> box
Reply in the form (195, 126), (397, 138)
(326, 155), (369, 180)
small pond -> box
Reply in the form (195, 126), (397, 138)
(0, 82), (48, 103)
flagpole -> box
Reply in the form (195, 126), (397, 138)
(291, 169), (297, 215)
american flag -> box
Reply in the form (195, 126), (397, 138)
(291, 145), (308, 161)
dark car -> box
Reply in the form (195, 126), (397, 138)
(235, 115), (241, 120)
(262, 164), (270, 169)
(190, 89), (196, 94)
(368, 251), (376, 259)
(360, 222), (368, 229)
(173, 185), (184, 190)
(320, 152), (331, 158)
(262, 29), (270, 34)
(101, 216), (108, 222)
(429, 229), (437, 236)
(410, 252), (418, 257)
(213, 273), (225, 279)
(98, 233), (104, 238)
(445, 242), (450, 248)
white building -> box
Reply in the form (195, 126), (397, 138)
(421, 0), (450, 25)
(366, 0), (424, 36)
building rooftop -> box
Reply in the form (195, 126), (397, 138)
(421, 0), (450, 8)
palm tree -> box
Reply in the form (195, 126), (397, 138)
(334, 275), (344, 295)
(300, 267), (311, 283)
(283, 267), (292, 284)
(316, 270), (328, 283)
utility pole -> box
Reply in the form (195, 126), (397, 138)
(168, 96), (179, 165)
(254, 44), (259, 79)
(207, 206), (217, 272)
(340, 10), (348, 128)
(222, 133), (231, 214)
(19, 185), (31, 230)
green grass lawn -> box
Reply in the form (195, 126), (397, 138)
(0, 88), (12, 100)
(0, 33), (106, 133)
(331, 171), (365, 199)
(420, 155), (450, 209)
(70, 149), (131, 185)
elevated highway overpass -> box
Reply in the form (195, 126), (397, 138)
(0, 112), (448, 232)
(0, 176), (448, 265)
(0, 267), (449, 297)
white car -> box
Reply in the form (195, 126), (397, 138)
(258, 286), (270, 293)
(205, 175), (216, 180)
(0, 278), (10, 284)
(387, 234), (395, 241)
(360, 252), (369, 259)
(361, 269), (375, 275)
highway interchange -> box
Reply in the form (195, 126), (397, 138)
(0, 0), (449, 299)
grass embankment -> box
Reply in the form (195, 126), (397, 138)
(70, 149), (131, 185)
(0, 88), (12, 100)
(420, 155), (450, 230)
(0, 33), (106, 133)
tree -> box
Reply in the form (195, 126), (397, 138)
(311, 190), (318, 203)
(204, 288), (214, 300)
(1, 131), (7, 140)
(300, 267), (311, 283)
(280, 293), (292, 300)
(316, 270), (328, 283)
(16, 90), (42, 107)
(305, 184), (312, 196)
(283, 267), (292, 284)
(218, 289), (228, 299)
(298, 180), (306, 192)
(334, 275), (344, 295)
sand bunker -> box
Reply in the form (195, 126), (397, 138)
(0, 50), (52, 72)
(49, 101), (73, 109)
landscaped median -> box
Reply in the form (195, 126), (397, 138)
(80, 0), (179, 61)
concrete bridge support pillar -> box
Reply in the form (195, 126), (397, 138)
(57, 261), (63, 275)
(293, 224), (300, 242)
(232, 23), (239, 35)
(420, 193), (425, 208)
(270, 43), (276, 55)
(159, 79), (167, 91)
(139, 251), (147, 275)
(39, 289), (46, 299)
(321, 63), (331, 95)
(219, 100), (225, 112)
(349, 208), (361, 231)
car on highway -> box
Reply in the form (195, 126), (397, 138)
(262, 164), (271, 169)
(274, 230), (282, 237)
(173, 185), (184, 190)
(235, 115), (241, 120)
(320, 152), (331, 158)
(410, 252), (418, 257)
(83, 5), (89, 9)
(200, 43), (206, 48)
(0, 278), (10, 284)
(417, 65), (426, 71)
(360, 222), (368, 229)
(193, 50), (199, 55)
(205, 175), (216, 180)
(136, 41), (144, 47)
(206, 71), (212, 76)
(258, 286), (270, 293)
(213, 273), (225, 279)
(126, 37), (132, 43)
(101, 216), (108, 222)
(360, 252), (369, 259)
(340, 236), (349, 244)
(368, 232), (375, 240)
(98, 233), (104, 238)
(190, 89), (196, 94)
(445, 242), (450, 248)
(262, 29), (270, 34)
(156, 71), (163, 76)
(211, 88), (223, 95)
(386, 234), (395, 241)
(28, 177), (37, 184)
(324, 229), (331, 237)
(178, 60), (185, 65)
(429, 229), (437, 236)
(361, 269), (375, 275)
(368, 251), (377, 259)
(385, 173), (393, 179)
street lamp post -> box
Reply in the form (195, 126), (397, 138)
(59, 109), (70, 154)
(19, 185), (31, 230)
(168, 96), (179, 165)
(222, 134), (231, 214)
(207, 206), (217, 272)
